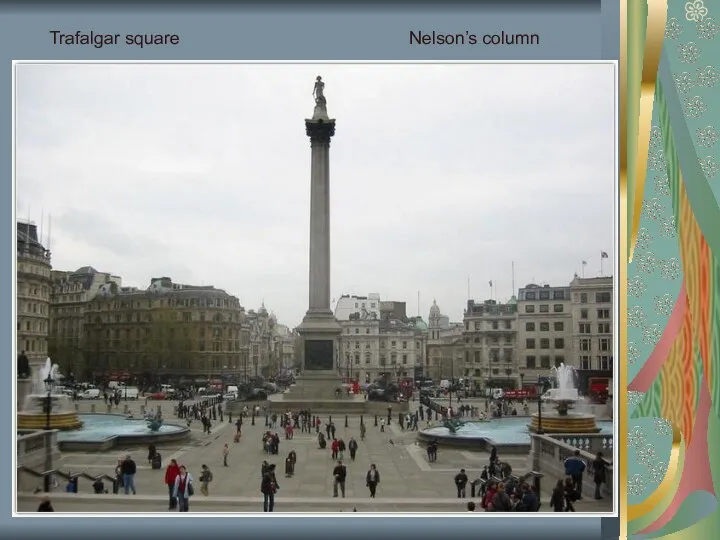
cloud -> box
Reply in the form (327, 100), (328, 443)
(16, 63), (615, 325)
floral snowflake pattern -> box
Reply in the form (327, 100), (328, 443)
(654, 170), (671, 196)
(642, 198), (665, 221)
(628, 391), (645, 407)
(660, 258), (681, 280)
(628, 306), (647, 327)
(684, 96), (707, 118)
(635, 252), (659, 275)
(674, 71), (696, 93)
(667, 17), (684, 40)
(628, 276), (647, 298)
(696, 66), (719, 88)
(629, 474), (647, 496)
(654, 293), (675, 316)
(636, 444), (659, 466)
(679, 42), (702, 64)
(697, 126), (718, 147)
(685, 0), (709, 22)
(648, 461), (667, 483)
(700, 156), (718, 179)
(697, 17), (719, 39)
(647, 150), (667, 171)
(628, 342), (641, 364)
(660, 216), (677, 238)
(649, 126), (663, 148)
(642, 324), (663, 345)
(629, 426), (646, 448)
(654, 418), (673, 436)
(636, 228), (653, 251)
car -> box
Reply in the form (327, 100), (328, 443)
(147, 392), (167, 401)
(223, 392), (238, 401)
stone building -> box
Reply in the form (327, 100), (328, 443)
(462, 299), (519, 389)
(271, 321), (299, 373)
(49, 266), (122, 379)
(426, 300), (464, 381)
(81, 276), (250, 385)
(570, 276), (614, 373)
(16, 221), (52, 367)
(516, 283), (573, 387)
(246, 304), (273, 378)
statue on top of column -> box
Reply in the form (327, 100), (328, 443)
(313, 76), (326, 107)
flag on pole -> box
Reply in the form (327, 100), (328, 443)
(582, 260), (587, 265)
(601, 251), (609, 259)
(488, 280), (493, 287)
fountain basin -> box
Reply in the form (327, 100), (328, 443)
(528, 412), (601, 434)
(417, 417), (612, 452)
(57, 414), (190, 452)
(17, 394), (83, 431)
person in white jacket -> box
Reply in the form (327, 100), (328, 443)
(172, 466), (194, 512)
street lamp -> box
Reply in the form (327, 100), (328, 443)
(520, 372), (524, 391)
(43, 372), (55, 492)
(535, 378), (544, 435)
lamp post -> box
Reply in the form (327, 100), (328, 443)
(520, 372), (524, 391)
(535, 378), (544, 435)
(43, 372), (55, 492)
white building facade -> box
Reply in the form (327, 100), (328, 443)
(570, 276), (614, 373)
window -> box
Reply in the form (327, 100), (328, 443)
(474, 351), (480, 363)
(596, 292), (611, 303)
(474, 322), (481, 330)
(539, 290), (550, 300)
(465, 351), (469, 363)
(391, 341), (396, 347)
(539, 322), (550, 332)
(504, 320), (511, 329)
(525, 322), (535, 331)
(402, 341), (407, 349)
(526, 338), (536, 349)
(355, 328), (359, 334)
(365, 354), (371, 364)
(492, 321), (499, 330)
(525, 355), (537, 368)
(553, 304), (564, 313)
(580, 309), (589, 320)
(599, 338), (611, 352)
(579, 323), (591, 334)
(355, 354), (360, 365)
(474, 337), (480, 343)
(597, 309), (610, 319)
(525, 305), (535, 313)
(580, 293), (588, 304)
(526, 292), (536, 300)
(355, 342), (360, 349)
(580, 355), (591, 369)
(553, 290), (565, 300)
(598, 323), (611, 333)
(366, 328), (370, 334)
(380, 341), (385, 348)
(580, 338), (591, 351)
(492, 369), (499, 375)
(554, 322), (564, 331)
(539, 305), (549, 313)
(402, 354), (408, 364)
(554, 356), (565, 367)
(554, 338), (565, 349)
(540, 338), (550, 349)
(540, 356), (551, 368)
(599, 355), (611, 370)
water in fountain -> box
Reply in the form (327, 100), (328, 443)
(21, 357), (75, 415)
(546, 362), (580, 402)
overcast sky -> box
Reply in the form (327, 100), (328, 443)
(16, 63), (615, 326)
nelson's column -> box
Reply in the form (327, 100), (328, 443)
(292, 76), (343, 399)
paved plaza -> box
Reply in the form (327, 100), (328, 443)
(17, 400), (612, 513)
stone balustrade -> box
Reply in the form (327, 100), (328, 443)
(17, 430), (60, 492)
(531, 434), (613, 500)
(549, 433), (613, 455)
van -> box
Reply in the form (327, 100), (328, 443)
(119, 387), (139, 400)
(226, 385), (238, 394)
(108, 381), (125, 389)
(81, 388), (100, 400)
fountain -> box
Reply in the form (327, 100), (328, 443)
(528, 363), (601, 434)
(17, 358), (83, 430)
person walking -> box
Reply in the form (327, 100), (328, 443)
(563, 450), (586, 498)
(454, 468), (468, 498)
(222, 444), (229, 467)
(172, 465), (194, 512)
(164, 459), (180, 510)
(199, 464), (213, 496)
(348, 437), (358, 461)
(261, 463), (279, 512)
(332, 460), (347, 498)
(120, 455), (137, 495)
(366, 464), (380, 498)
(593, 451), (608, 500)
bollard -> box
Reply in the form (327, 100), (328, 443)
(251, 412), (256, 426)
(329, 415), (332, 424)
(360, 415), (364, 426)
(265, 414), (269, 427)
(91, 404), (96, 413)
(345, 415), (348, 428)
(229, 413), (233, 424)
(374, 415), (378, 427)
(398, 412), (402, 423)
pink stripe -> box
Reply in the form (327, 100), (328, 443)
(629, 282), (687, 392)
(638, 374), (715, 533)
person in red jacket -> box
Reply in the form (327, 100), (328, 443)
(164, 459), (181, 510)
(481, 481), (497, 511)
(330, 438), (340, 460)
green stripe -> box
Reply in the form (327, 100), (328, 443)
(633, 374), (663, 419)
(657, 81), (681, 222)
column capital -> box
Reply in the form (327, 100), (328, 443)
(305, 118), (336, 144)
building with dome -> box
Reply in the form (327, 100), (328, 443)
(426, 300), (464, 381)
(80, 277), (250, 385)
(49, 266), (123, 379)
(17, 220), (52, 367)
